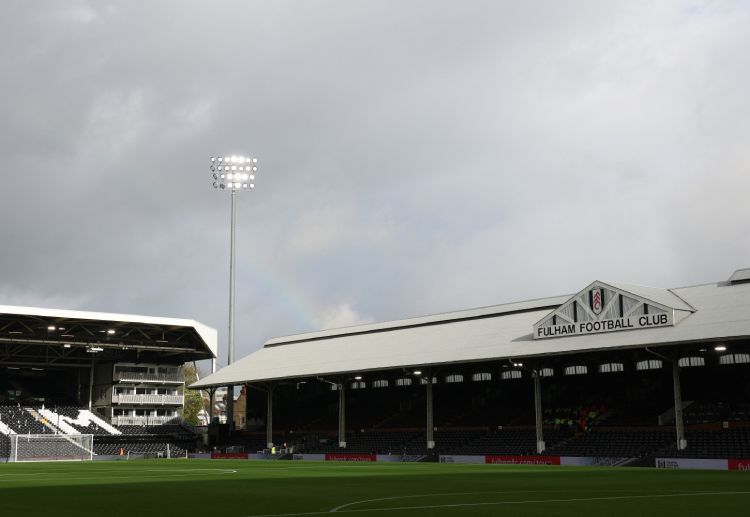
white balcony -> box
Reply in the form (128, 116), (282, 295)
(114, 372), (183, 383)
(111, 416), (182, 426)
(112, 394), (184, 405)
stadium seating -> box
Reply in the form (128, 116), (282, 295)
(0, 405), (197, 459)
(547, 428), (675, 457)
(664, 428), (750, 459)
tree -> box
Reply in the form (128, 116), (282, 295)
(182, 363), (205, 426)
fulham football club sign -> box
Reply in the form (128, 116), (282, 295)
(533, 282), (679, 340)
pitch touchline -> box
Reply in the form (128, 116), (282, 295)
(330, 490), (563, 512)
(242, 491), (750, 517)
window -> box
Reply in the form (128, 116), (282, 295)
(396, 378), (412, 387)
(636, 359), (662, 371)
(472, 372), (492, 382)
(445, 374), (464, 383)
(350, 381), (366, 390)
(420, 377), (438, 385)
(599, 363), (624, 373)
(564, 365), (587, 376)
(719, 353), (750, 365)
(372, 380), (389, 388)
(678, 356), (705, 368)
(539, 368), (554, 377)
(501, 370), (522, 380)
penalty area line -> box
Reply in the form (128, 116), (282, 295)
(242, 491), (750, 517)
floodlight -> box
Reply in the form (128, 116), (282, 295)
(715, 345), (727, 351)
(354, 376), (363, 380)
(413, 370), (422, 375)
(47, 326), (56, 331)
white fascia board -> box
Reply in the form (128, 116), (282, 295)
(0, 304), (217, 358)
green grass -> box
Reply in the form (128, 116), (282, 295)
(1, 460), (749, 516)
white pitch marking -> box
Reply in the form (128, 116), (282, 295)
(329, 490), (552, 512)
(241, 491), (750, 517)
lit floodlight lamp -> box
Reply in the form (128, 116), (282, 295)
(354, 376), (363, 380)
(210, 156), (258, 190)
(715, 345), (727, 352)
(47, 326), (56, 331)
(413, 370), (422, 376)
(107, 329), (115, 335)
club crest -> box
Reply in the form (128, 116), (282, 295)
(591, 288), (604, 315)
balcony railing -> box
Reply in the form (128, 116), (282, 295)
(111, 416), (182, 426)
(112, 394), (184, 405)
(114, 372), (183, 383)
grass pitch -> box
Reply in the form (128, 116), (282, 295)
(1, 460), (749, 516)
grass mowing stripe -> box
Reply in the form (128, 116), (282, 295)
(244, 491), (750, 517)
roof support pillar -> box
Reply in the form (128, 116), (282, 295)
(226, 386), (234, 434)
(88, 358), (95, 412)
(426, 376), (435, 450)
(266, 385), (274, 449)
(672, 361), (687, 450)
(338, 383), (346, 448)
(207, 387), (216, 425)
(534, 370), (545, 454)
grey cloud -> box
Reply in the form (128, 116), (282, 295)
(0, 1), (748, 368)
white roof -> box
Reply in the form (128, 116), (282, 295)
(729, 268), (750, 284)
(191, 278), (750, 388)
(0, 304), (217, 357)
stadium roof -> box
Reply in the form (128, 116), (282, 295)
(0, 305), (217, 368)
(191, 270), (750, 388)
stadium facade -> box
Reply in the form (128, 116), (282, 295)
(193, 267), (750, 462)
(0, 305), (216, 424)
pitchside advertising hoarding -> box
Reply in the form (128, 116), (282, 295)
(439, 455), (630, 466)
(656, 458), (750, 470)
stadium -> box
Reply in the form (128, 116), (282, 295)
(192, 266), (750, 470)
(0, 305), (216, 461)
(2, 267), (750, 516)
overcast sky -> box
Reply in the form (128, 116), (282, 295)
(1, 1), (748, 367)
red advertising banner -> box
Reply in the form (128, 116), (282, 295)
(325, 453), (376, 462)
(211, 452), (249, 459)
(485, 455), (561, 465)
(728, 459), (750, 471)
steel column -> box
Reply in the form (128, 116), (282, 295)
(534, 371), (545, 454)
(226, 189), (237, 432)
(88, 360), (94, 411)
(426, 377), (435, 449)
(266, 386), (274, 449)
(338, 384), (346, 448)
(672, 361), (687, 450)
